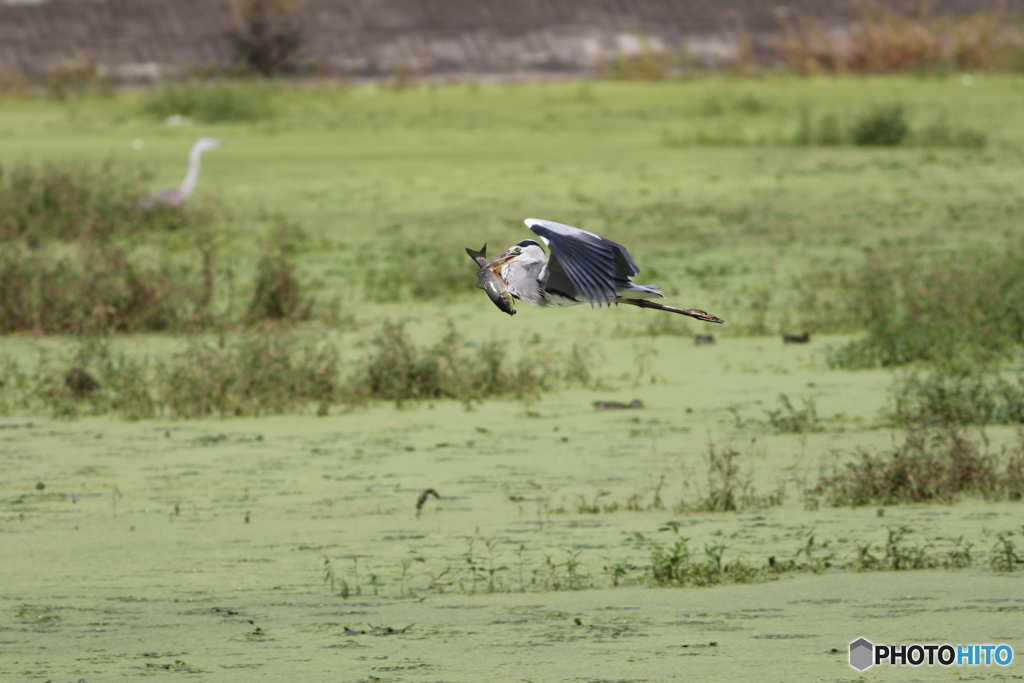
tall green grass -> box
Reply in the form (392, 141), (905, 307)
(890, 370), (1024, 427)
(140, 83), (274, 123)
(0, 321), (596, 419)
(346, 320), (593, 407)
(0, 243), (213, 334)
(808, 427), (1024, 506)
(0, 158), (151, 242)
(0, 158), (314, 333)
(828, 242), (1024, 370)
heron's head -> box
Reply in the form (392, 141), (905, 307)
(194, 137), (224, 153)
(496, 239), (544, 265)
(480, 239), (537, 271)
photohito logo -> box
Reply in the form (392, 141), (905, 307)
(849, 638), (1014, 671)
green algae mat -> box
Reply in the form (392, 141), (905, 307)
(3, 339), (1022, 681)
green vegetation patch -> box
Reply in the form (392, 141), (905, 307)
(808, 427), (1024, 506)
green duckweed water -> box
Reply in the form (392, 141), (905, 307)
(3, 336), (1022, 681)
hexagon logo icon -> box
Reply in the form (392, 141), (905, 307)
(849, 638), (874, 671)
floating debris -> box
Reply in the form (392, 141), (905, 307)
(594, 399), (644, 410)
(416, 488), (440, 513)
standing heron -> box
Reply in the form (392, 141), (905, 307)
(493, 218), (724, 323)
(141, 137), (223, 208)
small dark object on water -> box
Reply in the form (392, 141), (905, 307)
(416, 488), (440, 511)
(65, 368), (100, 397)
(594, 399), (644, 410)
(694, 334), (715, 346)
(783, 332), (811, 344)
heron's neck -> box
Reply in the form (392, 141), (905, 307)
(502, 260), (549, 306)
(179, 147), (205, 200)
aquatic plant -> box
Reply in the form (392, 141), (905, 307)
(649, 525), (764, 587)
(345, 320), (593, 407)
(762, 394), (824, 434)
(807, 426), (1024, 506)
(889, 370), (1024, 428)
(680, 441), (785, 512)
(0, 157), (221, 243)
(828, 242), (1024, 370)
(846, 526), (973, 572)
(988, 531), (1023, 572)
(851, 104), (909, 146)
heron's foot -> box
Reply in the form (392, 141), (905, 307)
(682, 309), (725, 324)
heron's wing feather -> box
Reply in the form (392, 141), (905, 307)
(525, 218), (639, 306)
(542, 251), (580, 301)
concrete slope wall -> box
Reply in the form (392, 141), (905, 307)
(0, 0), (1015, 77)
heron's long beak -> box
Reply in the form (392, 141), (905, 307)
(483, 252), (518, 271)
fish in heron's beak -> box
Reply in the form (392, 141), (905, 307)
(465, 244), (516, 316)
(484, 252), (519, 270)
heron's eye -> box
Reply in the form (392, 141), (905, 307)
(513, 247), (522, 254)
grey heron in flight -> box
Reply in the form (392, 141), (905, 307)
(494, 218), (724, 324)
(141, 137), (223, 208)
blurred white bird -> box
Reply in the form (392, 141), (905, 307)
(141, 137), (223, 208)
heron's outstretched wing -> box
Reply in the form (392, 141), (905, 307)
(525, 218), (639, 307)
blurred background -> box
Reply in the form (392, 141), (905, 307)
(2, 0), (1022, 81)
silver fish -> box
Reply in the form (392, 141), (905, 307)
(466, 244), (516, 316)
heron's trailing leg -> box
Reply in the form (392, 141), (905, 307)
(618, 298), (724, 324)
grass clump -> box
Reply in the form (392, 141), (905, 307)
(0, 237), (312, 334)
(849, 526), (972, 571)
(0, 157), (226, 244)
(890, 370), (1024, 428)
(795, 105), (985, 149)
(159, 332), (338, 418)
(851, 104), (909, 146)
(25, 332), (339, 420)
(763, 394), (824, 434)
(808, 427), (1024, 506)
(140, 83), (274, 123)
(245, 218), (313, 323)
(0, 243), (214, 334)
(0, 160), (313, 334)
(2, 322), (595, 419)
(346, 320), (592, 407)
(679, 441), (785, 513)
(649, 525), (763, 587)
(989, 531), (1023, 572)
(0, 158), (150, 243)
(828, 244), (1024, 370)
